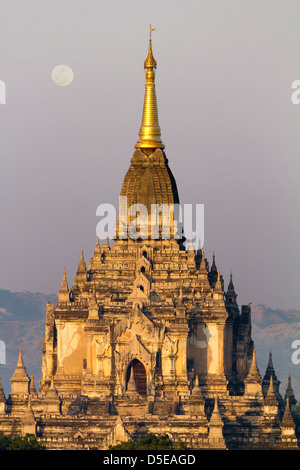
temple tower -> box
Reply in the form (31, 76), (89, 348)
(0, 28), (296, 451)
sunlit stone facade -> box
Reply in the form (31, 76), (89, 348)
(0, 32), (298, 450)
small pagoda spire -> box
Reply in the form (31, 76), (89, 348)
(135, 25), (165, 150)
(281, 397), (295, 426)
(89, 235), (102, 270)
(208, 396), (226, 449)
(187, 234), (195, 267)
(208, 251), (218, 288)
(227, 271), (235, 292)
(189, 375), (206, 416)
(73, 249), (87, 287)
(262, 350), (280, 398)
(199, 249), (207, 273)
(21, 394), (36, 435)
(61, 268), (68, 289)
(286, 374), (292, 395)
(213, 270), (224, 294)
(277, 397), (299, 450)
(102, 236), (111, 251)
(225, 271), (239, 318)
(114, 415), (132, 443)
(10, 348), (30, 395)
(11, 348), (29, 379)
(265, 374), (277, 401)
(263, 374), (279, 419)
(94, 235), (101, 256)
(267, 349), (274, 369)
(43, 378), (61, 414)
(48, 378), (57, 395)
(17, 348), (24, 367)
(211, 251), (217, 272)
(248, 348), (261, 380)
(188, 233), (194, 251)
(126, 367), (138, 395)
(192, 375), (202, 396)
(244, 348), (263, 397)
(197, 249), (212, 293)
(29, 375), (37, 396)
(45, 378), (60, 402)
(78, 249), (87, 272)
(58, 268), (69, 302)
(284, 374), (297, 412)
(278, 396), (298, 448)
(210, 396), (223, 425)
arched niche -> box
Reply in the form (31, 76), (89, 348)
(126, 359), (147, 397)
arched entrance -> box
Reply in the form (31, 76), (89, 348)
(126, 359), (147, 397)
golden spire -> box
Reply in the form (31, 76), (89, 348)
(135, 25), (165, 150)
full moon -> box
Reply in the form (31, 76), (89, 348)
(51, 65), (74, 86)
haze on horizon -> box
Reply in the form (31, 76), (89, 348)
(0, 0), (299, 310)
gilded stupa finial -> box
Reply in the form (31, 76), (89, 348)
(144, 25), (157, 69)
(135, 26), (165, 150)
(150, 24), (155, 38)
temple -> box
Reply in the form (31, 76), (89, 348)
(0, 30), (298, 450)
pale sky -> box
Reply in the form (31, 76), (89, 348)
(0, 0), (299, 310)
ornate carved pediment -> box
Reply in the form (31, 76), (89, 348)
(114, 305), (163, 343)
(112, 306), (165, 376)
(138, 245), (153, 260)
(126, 272), (151, 301)
(121, 334), (152, 369)
(135, 273), (150, 295)
(74, 430), (85, 439)
(136, 255), (151, 273)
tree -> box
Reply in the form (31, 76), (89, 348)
(109, 433), (187, 450)
(0, 433), (11, 450)
(0, 433), (46, 450)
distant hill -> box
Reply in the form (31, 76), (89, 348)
(0, 291), (299, 401)
(251, 304), (300, 328)
(0, 290), (57, 396)
(251, 304), (300, 400)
